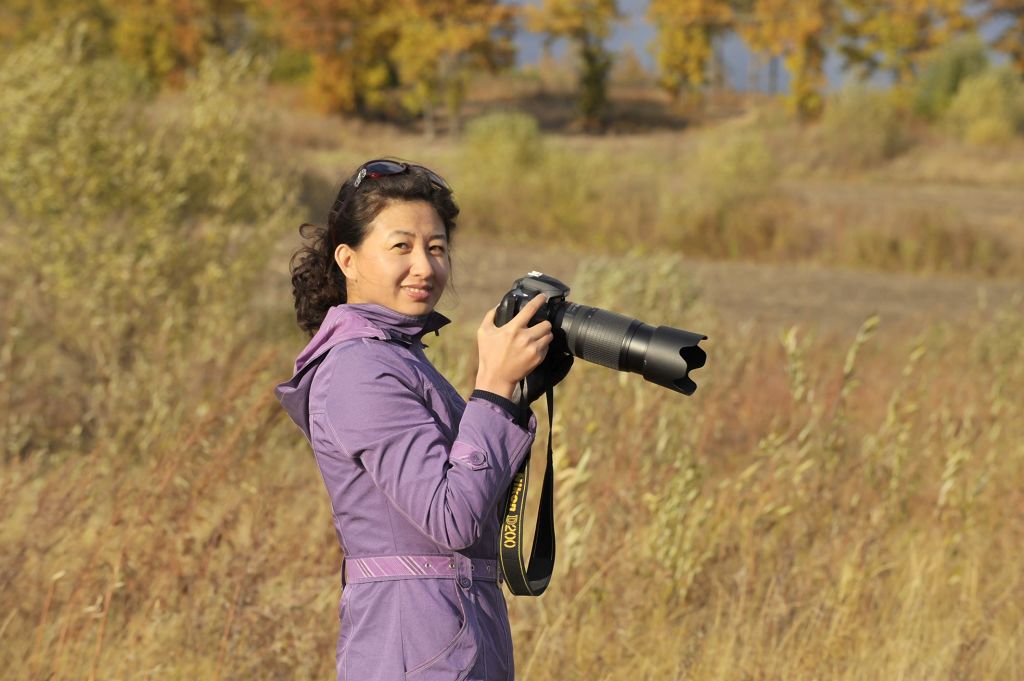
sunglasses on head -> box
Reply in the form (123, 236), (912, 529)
(328, 159), (450, 224)
(352, 159), (450, 191)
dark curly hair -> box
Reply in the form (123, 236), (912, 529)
(289, 159), (459, 336)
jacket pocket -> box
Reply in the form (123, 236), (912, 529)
(402, 579), (478, 679)
(337, 585), (378, 681)
(337, 589), (351, 657)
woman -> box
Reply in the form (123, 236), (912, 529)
(275, 159), (553, 681)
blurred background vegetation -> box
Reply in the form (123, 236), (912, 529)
(1, 0), (1022, 679)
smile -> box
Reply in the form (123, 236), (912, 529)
(401, 286), (434, 301)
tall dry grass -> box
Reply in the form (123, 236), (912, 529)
(3, 249), (1022, 679)
(493, 263), (1024, 680)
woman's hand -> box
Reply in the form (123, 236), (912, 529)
(475, 295), (554, 400)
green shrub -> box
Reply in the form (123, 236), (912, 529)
(157, 50), (295, 225)
(820, 83), (910, 169)
(455, 111), (546, 237)
(945, 68), (1024, 145)
(457, 112), (631, 245)
(0, 30), (292, 227)
(0, 29), (297, 462)
(0, 31), (152, 221)
(662, 127), (782, 258)
(269, 47), (313, 83)
(683, 127), (777, 212)
(456, 114), (665, 248)
(913, 34), (989, 121)
(462, 111), (545, 172)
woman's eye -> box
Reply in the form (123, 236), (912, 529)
(430, 245), (447, 255)
(392, 242), (410, 250)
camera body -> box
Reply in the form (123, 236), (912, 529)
(495, 271), (706, 396)
(495, 271), (571, 329)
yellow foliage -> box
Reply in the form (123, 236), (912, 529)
(526, 0), (620, 41)
(739, 0), (835, 120)
(387, 0), (515, 129)
(263, 0), (393, 114)
(847, 0), (975, 84)
(106, 0), (252, 86)
(307, 52), (359, 114)
(648, 0), (732, 95)
(945, 67), (1024, 145)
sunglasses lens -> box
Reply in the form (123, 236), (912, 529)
(363, 160), (407, 180)
(353, 160), (450, 191)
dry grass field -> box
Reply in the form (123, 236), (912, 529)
(2, 57), (1023, 679)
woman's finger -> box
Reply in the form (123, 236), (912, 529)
(510, 294), (548, 327)
(525, 320), (553, 339)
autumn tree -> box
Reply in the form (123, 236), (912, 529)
(108, 0), (208, 85)
(262, 0), (395, 114)
(387, 0), (515, 137)
(839, 0), (974, 84)
(737, 0), (840, 120)
(648, 0), (733, 103)
(527, 0), (621, 132)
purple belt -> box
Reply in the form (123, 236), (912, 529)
(343, 554), (501, 588)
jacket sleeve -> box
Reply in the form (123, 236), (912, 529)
(320, 343), (536, 551)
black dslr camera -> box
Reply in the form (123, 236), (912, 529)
(494, 272), (706, 396)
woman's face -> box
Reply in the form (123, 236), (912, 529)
(335, 200), (449, 316)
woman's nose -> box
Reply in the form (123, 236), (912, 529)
(410, 246), (433, 277)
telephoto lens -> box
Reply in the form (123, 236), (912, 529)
(496, 272), (706, 395)
(554, 303), (706, 395)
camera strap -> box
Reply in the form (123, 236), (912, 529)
(499, 386), (556, 596)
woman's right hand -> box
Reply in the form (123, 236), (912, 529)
(474, 295), (554, 400)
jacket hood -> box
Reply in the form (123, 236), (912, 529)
(275, 303), (451, 440)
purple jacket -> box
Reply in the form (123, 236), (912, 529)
(275, 303), (537, 681)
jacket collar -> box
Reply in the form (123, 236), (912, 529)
(344, 303), (451, 343)
(291, 303), (450, 375)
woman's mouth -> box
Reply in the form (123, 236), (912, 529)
(402, 285), (433, 302)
